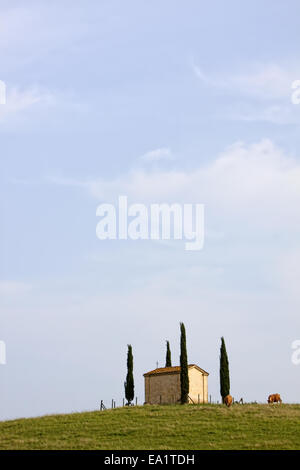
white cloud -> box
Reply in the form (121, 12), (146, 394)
(140, 147), (173, 162)
(230, 64), (296, 100)
(192, 60), (300, 101)
(190, 57), (211, 84)
(51, 139), (300, 234)
(0, 86), (55, 122)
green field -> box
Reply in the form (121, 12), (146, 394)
(1, 404), (300, 450)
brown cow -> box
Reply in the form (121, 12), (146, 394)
(268, 393), (282, 404)
(224, 395), (233, 407)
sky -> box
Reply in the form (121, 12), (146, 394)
(1, 0), (300, 421)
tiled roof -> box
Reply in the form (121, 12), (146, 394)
(143, 364), (209, 377)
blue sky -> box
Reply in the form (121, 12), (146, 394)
(1, 0), (300, 420)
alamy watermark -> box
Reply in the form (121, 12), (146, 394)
(96, 196), (204, 251)
(291, 80), (300, 104)
(0, 80), (6, 104)
(0, 340), (6, 365)
(291, 340), (300, 365)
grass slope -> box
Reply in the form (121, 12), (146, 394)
(1, 404), (300, 450)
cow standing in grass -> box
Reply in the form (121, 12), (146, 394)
(224, 395), (233, 407)
(268, 393), (282, 404)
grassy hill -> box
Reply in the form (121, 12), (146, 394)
(1, 404), (300, 450)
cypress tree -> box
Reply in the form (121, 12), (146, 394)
(165, 340), (172, 367)
(219, 336), (230, 403)
(124, 344), (134, 405)
(180, 322), (189, 404)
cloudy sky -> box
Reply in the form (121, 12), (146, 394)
(1, 0), (300, 420)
